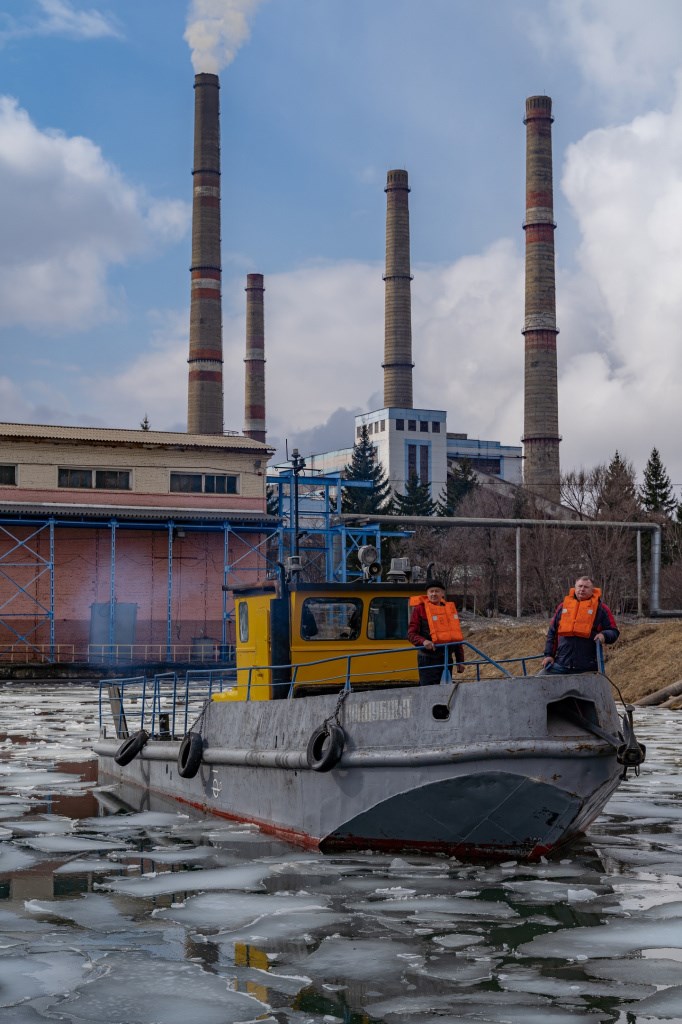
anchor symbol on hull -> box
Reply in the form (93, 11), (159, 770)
(211, 771), (222, 798)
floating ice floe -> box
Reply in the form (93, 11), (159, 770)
(300, 937), (420, 982)
(78, 811), (189, 832)
(0, 843), (36, 871)
(43, 951), (269, 1024)
(99, 862), (271, 897)
(153, 891), (328, 930)
(519, 913), (682, 960)
(21, 835), (128, 853)
(24, 894), (134, 931)
(0, 815), (74, 836)
(0, 951), (91, 1008)
(53, 858), (130, 874)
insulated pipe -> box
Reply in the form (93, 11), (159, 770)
(340, 515), (681, 617)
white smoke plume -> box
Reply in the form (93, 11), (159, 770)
(184, 0), (265, 74)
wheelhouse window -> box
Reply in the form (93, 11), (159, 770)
(58, 468), (130, 490)
(0, 465), (16, 486)
(300, 598), (363, 641)
(238, 602), (249, 643)
(367, 597), (409, 640)
(170, 472), (238, 495)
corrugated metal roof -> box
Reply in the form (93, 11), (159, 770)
(0, 422), (273, 452)
(0, 499), (278, 525)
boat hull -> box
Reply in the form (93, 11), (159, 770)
(95, 673), (623, 860)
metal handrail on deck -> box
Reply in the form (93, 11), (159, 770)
(99, 644), (545, 736)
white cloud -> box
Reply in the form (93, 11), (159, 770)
(557, 76), (682, 483)
(0, 0), (121, 44)
(531, 0), (682, 112)
(184, 0), (266, 74)
(0, 97), (189, 329)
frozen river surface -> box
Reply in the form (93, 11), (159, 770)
(0, 683), (681, 1024)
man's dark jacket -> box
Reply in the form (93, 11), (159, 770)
(544, 598), (619, 672)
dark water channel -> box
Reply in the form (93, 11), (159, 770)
(0, 683), (681, 1023)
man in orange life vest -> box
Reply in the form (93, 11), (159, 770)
(542, 576), (619, 674)
(407, 582), (465, 685)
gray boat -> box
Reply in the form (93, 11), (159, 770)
(94, 572), (645, 860)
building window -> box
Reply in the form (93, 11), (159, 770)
(380, 420), (385, 432)
(58, 468), (93, 489)
(407, 444), (429, 486)
(420, 444), (429, 485)
(407, 444), (417, 480)
(420, 421), (428, 432)
(408, 419), (417, 432)
(95, 470), (131, 490)
(204, 474), (237, 494)
(0, 465), (16, 486)
(170, 472), (238, 495)
(367, 422), (374, 434)
(356, 426), (362, 438)
(432, 421), (440, 433)
(395, 419), (404, 431)
(58, 468), (131, 490)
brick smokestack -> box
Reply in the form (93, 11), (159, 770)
(187, 73), (224, 435)
(383, 169), (414, 408)
(522, 95), (561, 502)
(244, 273), (266, 443)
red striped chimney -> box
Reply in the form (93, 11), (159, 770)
(383, 169), (414, 408)
(187, 73), (224, 435)
(244, 273), (266, 443)
(522, 95), (561, 502)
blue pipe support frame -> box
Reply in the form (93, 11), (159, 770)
(0, 487), (409, 662)
(0, 519), (56, 659)
(166, 523), (174, 660)
(108, 521), (117, 652)
(48, 520), (55, 657)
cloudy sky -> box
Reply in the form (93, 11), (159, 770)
(1, 0), (682, 493)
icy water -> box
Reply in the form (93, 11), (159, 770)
(0, 686), (681, 1024)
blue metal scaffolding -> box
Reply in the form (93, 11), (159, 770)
(0, 475), (407, 662)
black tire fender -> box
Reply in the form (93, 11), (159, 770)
(306, 724), (345, 772)
(114, 729), (149, 767)
(177, 731), (203, 779)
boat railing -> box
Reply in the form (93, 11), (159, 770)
(99, 643), (544, 734)
(239, 640), (544, 698)
(99, 668), (236, 736)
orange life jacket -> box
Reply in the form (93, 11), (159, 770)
(557, 588), (602, 639)
(410, 596), (463, 643)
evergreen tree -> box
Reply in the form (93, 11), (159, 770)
(341, 426), (392, 514)
(597, 451), (640, 520)
(437, 459), (478, 516)
(266, 483), (280, 517)
(639, 447), (677, 518)
(393, 473), (437, 517)
(140, 414), (150, 431)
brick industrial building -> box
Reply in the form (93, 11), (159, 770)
(0, 424), (272, 663)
